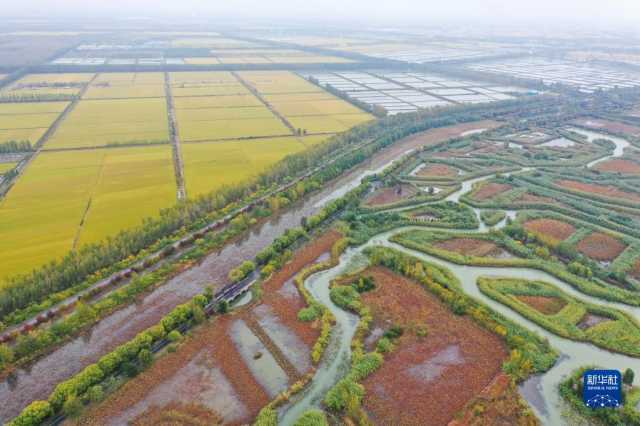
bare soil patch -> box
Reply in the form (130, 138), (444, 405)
(365, 184), (418, 206)
(577, 313), (611, 330)
(434, 238), (508, 258)
(261, 230), (341, 347)
(76, 231), (342, 425)
(397, 121), (501, 154)
(417, 163), (460, 178)
(576, 232), (627, 261)
(359, 267), (507, 426)
(516, 295), (567, 316)
(594, 159), (640, 175)
(76, 315), (266, 426)
(556, 179), (640, 203)
(131, 402), (223, 426)
(471, 182), (512, 201)
(523, 218), (576, 242)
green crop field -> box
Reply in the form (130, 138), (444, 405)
(0, 145), (176, 281)
(46, 98), (169, 148)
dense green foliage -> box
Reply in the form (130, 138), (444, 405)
(478, 277), (640, 357)
(8, 291), (210, 424)
(481, 210), (506, 226)
(293, 409), (329, 426)
(348, 201), (478, 245)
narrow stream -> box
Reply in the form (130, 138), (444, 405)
(278, 256), (361, 424)
(568, 127), (630, 168)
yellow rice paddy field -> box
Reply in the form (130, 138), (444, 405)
(0, 146), (176, 280)
(0, 70), (372, 282)
(181, 137), (309, 197)
(83, 72), (166, 99)
(0, 101), (68, 144)
(46, 97), (169, 148)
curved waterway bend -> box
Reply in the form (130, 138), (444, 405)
(281, 220), (640, 425)
(389, 168), (526, 232)
(278, 251), (363, 424)
(568, 127), (630, 168)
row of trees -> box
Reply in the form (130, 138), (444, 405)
(0, 93), (577, 324)
(10, 293), (210, 426)
(0, 140), (32, 153)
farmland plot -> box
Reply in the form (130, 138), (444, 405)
(237, 71), (373, 133)
(0, 70), (367, 281)
(0, 146), (176, 281)
(181, 137), (308, 197)
(46, 98), (169, 149)
(83, 72), (166, 99)
(170, 71), (249, 97)
(0, 101), (68, 144)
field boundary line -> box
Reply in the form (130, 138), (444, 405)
(71, 150), (107, 251)
(231, 71), (298, 136)
(244, 313), (302, 382)
(0, 73), (100, 202)
(179, 131), (338, 145)
(365, 71), (462, 107)
(164, 72), (187, 201)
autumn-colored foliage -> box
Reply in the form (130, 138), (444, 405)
(358, 267), (507, 425)
(576, 232), (627, 261)
(523, 218), (576, 243)
(595, 159), (640, 175)
(471, 182), (512, 201)
(557, 179), (640, 203)
(434, 238), (504, 258)
(516, 295), (567, 315)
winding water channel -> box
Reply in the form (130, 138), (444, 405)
(0, 122), (628, 424)
(279, 129), (635, 425)
(0, 121), (498, 423)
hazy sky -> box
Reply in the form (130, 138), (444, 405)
(4, 0), (640, 27)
